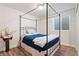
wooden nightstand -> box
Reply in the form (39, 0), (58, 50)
(2, 35), (12, 52)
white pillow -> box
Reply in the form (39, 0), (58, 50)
(25, 33), (38, 36)
(25, 33), (33, 36)
(27, 29), (36, 34)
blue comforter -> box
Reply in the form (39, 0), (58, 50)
(22, 34), (59, 52)
(23, 34), (46, 43)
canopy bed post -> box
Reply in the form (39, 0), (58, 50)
(45, 3), (49, 56)
(47, 4), (60, 56)
(19, 15), (21, 47)
(36, 20), (37, 32)
(59, 14), (61, 48)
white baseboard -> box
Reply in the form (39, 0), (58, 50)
(0, 44), (17, 51)
(61, 43), (75, 48)
(0, 46), (5, 51)
(75, 47), (79, 56)
(10, 44), (18, 49)
(77, 50), (79, 56)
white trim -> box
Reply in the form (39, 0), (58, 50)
(75, 47), (79, 56)
(77, 50), (79, 56)
(0, 44), (17, 51)
(61, 43), (75, 48)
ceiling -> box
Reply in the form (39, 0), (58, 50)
(0, 3), (76, 18)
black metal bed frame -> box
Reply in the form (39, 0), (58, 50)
(19, 3), (61, 56)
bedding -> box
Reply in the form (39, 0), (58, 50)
(23, 34), (46, 40)
(33, 34), (59, 47)
(22, 34), (59, 52)
(25, 33), (41, 36)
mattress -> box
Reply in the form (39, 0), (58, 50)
(22, 34), (59, 52)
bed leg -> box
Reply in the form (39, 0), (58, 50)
(59, 42), (61, 49)
(44, 54), (48, 56)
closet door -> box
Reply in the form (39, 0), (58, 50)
(61, 16), (71, 46)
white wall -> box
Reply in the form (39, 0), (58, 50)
(0, 5), (37, 51)
(37, 9), (77, 48)
(37, 18), (46, 34)
(21, 16), (37, 35)
(0, 5), (22, 51)
(60, 9), (76, 47)
(0, 4), (77, 53)
(37, 17), (59, 35)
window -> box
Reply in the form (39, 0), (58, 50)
(54, 17), (59, 30)
(54, 16), (70, 30)
(62, 16), (69, 30)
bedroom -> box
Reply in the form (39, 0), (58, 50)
(0, 3), (79, 56)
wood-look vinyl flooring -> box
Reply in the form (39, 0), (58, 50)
(53, 45), (77, 56)
(0, 45), (77, 56)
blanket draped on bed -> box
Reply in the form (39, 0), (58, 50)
(22, 34), (59, 52)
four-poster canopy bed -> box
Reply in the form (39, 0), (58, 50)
(19, 3), (61, 56)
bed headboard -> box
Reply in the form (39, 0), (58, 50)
(21, 26), (36, 35)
